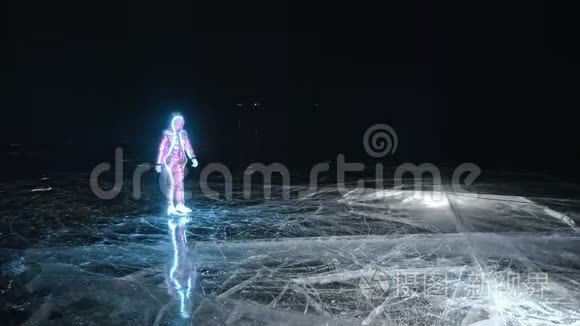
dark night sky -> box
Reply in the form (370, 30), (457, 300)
(1, 1), (579, 173)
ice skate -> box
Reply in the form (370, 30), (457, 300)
(167, 204), (178, 216)
(176, 203), (192, 214)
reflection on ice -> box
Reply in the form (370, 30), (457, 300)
(400, 191), (448, 208)
(342, 188), (450, 208)
(167, 217), (197, 319)
(343, 189), (576, 232)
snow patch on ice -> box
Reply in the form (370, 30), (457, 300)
(31, 187), (52, 192)
(543, 208), (575, 228)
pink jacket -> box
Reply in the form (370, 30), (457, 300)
(157, 129), (196, 165)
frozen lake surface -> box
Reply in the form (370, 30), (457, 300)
(1, 173), (580, 325)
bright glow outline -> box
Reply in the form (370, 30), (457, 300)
(168, 218), (193, 318)
(162, 115), (188, 209)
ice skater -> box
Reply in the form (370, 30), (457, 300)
(155, 114), (199, 215)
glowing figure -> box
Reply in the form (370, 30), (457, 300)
(156, 114), (199, 215)
(167, 217), (197, 319)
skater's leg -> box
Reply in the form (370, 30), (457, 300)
(165, 164), (177, 215)
(174, 164), (185, 206)
(174, 164), (192, 213)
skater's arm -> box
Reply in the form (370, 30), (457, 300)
(156, 131), (170, 165)
(182, 130), (196, 160)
